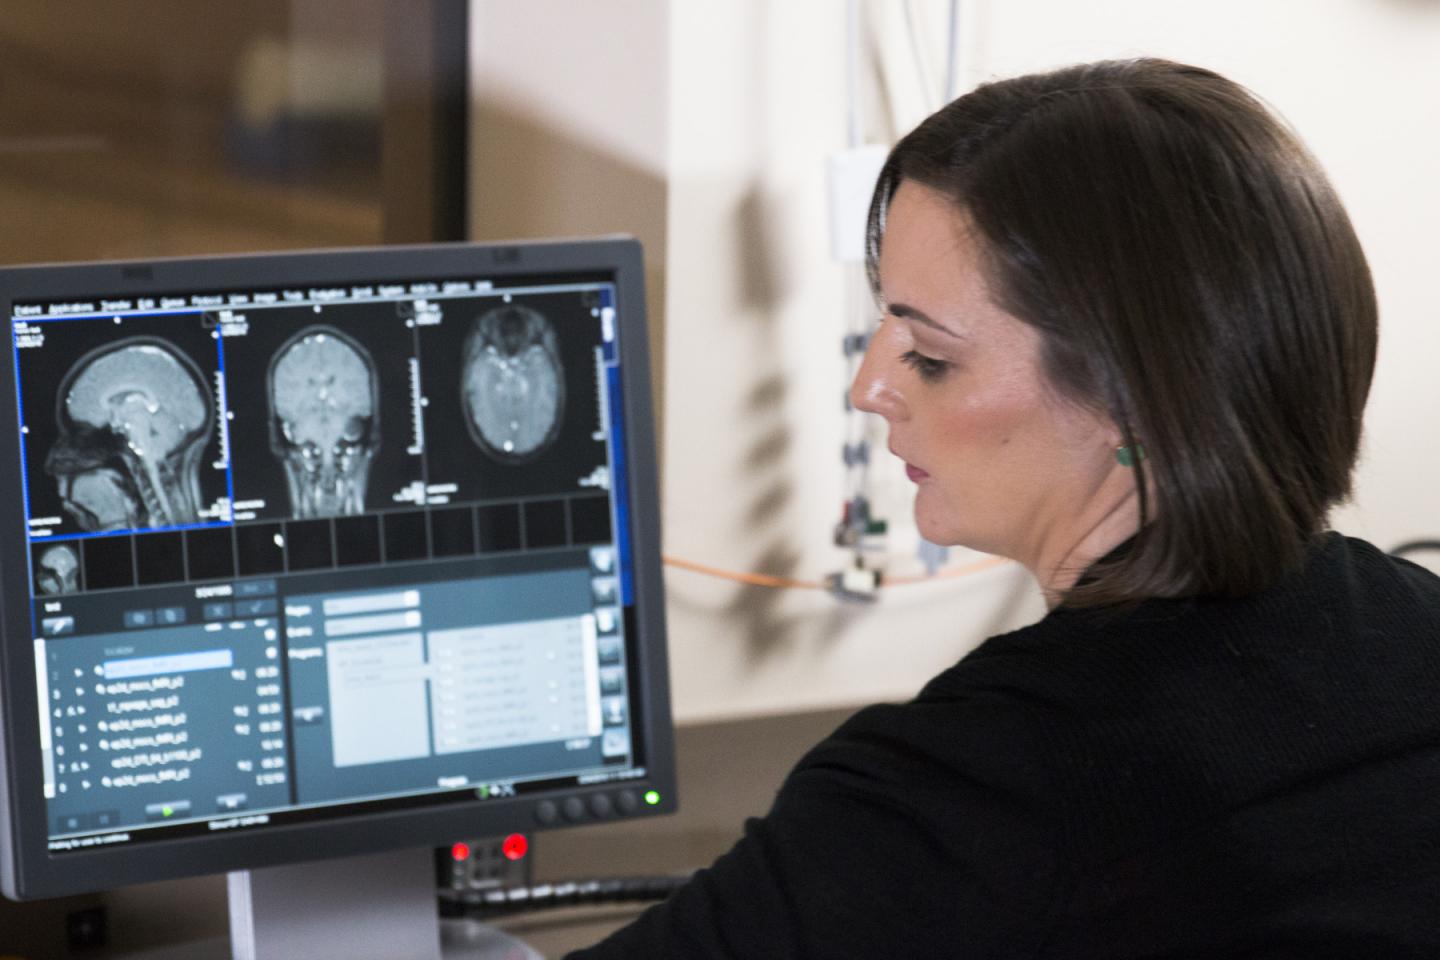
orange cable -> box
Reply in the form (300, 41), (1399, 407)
(661, 553), (1012, 589)
(881, 554), (1011, 584)
(661, 555), (825, 590)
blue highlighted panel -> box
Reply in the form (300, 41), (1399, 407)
(605, 366), (633, 605)
(11, 311), (231, 543)
(103, 649), (235, 680)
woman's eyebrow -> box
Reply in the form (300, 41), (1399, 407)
(888, 302), (966, 340)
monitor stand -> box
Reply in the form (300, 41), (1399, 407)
(115, 847), (541, 960)
(228, 846), (542, 960)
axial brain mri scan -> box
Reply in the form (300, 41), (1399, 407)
(268, 325), (377, 519)
(462, 304), (565, 463)
(45, 338), (211, 532)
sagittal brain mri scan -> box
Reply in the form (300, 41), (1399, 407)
(45, 338), (211, 532)
(35, 544), (79, 595)
(462, 304), (565, 463)
(268, 325), (377, 519)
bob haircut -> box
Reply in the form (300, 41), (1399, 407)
(867, 59), (1378, 608)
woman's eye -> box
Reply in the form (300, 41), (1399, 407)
(899, 349), (951, 381)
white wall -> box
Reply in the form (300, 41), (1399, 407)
(468, 0), (666, 180)
(471, 0), (1440, 724)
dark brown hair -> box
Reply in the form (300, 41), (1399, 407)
(867, 59), (1377, 607)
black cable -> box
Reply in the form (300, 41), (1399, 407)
(1391, 540), (1440, 558)
(439, 873), (694, 920)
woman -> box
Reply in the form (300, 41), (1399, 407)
(570, 59), (1440, 958)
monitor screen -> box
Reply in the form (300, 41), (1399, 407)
(0, 239), (674, 901)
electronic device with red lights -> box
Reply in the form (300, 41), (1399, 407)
(0, 240), (676, 958)
(437, 834), (532, 897)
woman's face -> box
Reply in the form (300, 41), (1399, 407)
(849, 181), (1121, 569)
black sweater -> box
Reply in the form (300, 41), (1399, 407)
(567, 534), (1440, 958)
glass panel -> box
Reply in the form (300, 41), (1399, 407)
(0, 1), (388, 264)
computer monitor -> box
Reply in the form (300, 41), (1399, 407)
(0, 239), (674, 957)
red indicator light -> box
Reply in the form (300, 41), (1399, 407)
(451, 842), (471, 862)
(501, 833), (528, 861)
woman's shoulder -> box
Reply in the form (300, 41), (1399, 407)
(923, 531), (1440, 696)
(1330, 531), (1440, 608)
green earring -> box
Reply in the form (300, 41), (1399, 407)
(1115, 444), (1146, 467)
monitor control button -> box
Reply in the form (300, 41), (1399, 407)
(123, 609), (156, 628)
(588, 793), (613, 819)
(144, 799), (192, 822)
(203, 602), (235, 621)
(561, 797), (586, 822)
(616, 790), (639, 815)
(534, 800), (559, 825)
(42, 615), (76, 636)
(155, 606), (187, 626)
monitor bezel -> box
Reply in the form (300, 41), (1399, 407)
(0, 238), (676, 900)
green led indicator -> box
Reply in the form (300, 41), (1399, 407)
(477, 785), (490, 799)
(161, 805), (174, 818)
(644, 790), (661, 806)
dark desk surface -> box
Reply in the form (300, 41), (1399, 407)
(51, 706), (856, 959)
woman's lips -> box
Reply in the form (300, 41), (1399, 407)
(905, 463), (930, 483)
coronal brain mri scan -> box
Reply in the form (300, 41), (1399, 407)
(45, 338), (211, 532)
(462, 304), (564, 463)
(35, 544), (80, 595)
(268, 325), (377, 519)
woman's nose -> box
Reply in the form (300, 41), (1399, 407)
(849, 327), (908, 421)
